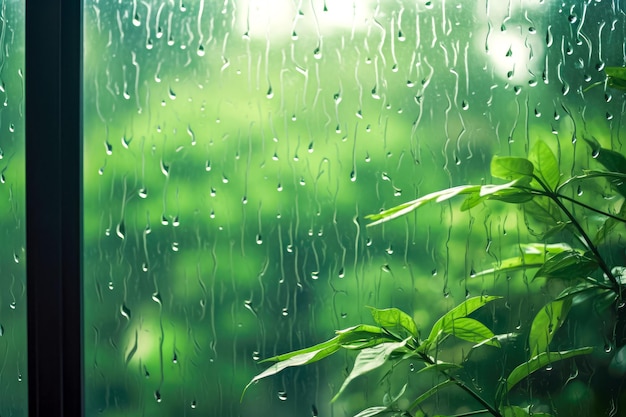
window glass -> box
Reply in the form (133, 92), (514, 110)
(0, 0), (27, 415)
(83, 1), (625, 416)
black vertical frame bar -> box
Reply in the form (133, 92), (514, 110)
(26, 0), (82, 416)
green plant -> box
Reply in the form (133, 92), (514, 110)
(242, 107), (626, 415)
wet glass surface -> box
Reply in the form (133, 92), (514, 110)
(82, 1), (626, 416)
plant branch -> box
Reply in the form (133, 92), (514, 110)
(532, 175), (619, 291)
(554, 193), (626, 223)
(418, 352), (503, 417)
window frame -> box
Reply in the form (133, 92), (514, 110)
(25, 1), (83, 415)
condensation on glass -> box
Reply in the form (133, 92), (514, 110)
(0, 0), (27, 415)
(82, 1), (625, 416)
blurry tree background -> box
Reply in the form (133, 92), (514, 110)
(77, 1), (625, 416)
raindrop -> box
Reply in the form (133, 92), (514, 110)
(120, 304), (131, 320)
(338, 268), (345, 278)
(197, 44), (205, 57)
(266, 85), (273, 99)
(278, 391), (288, 401)
(568, 14), (578, 23)
(0, 324), (4, 336)
(191, 400), (197, 409)
(154, 390), (162, 402)
(282, 308), (288, 316)
(256, 234), (263, 244)
(138, 187), (148, 198)
(577, 185), (583, 196)
(116, 221), (125, 239)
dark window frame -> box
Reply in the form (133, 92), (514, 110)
(25, 1), (83, 415)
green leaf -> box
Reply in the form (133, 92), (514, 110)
(491, 157), (534, 180)
(606, 66), (626, 91)
(382, 383), (408, 407)
(523, 197), (564, 231)
(413, 361), (462, 375)
(406, 379), (455, 410)
(595, 201), (626, 244)
(424, 296), (501, 349)
(505, 347), (593, 392)
(533, 250), (598, 281)
(529, 141), (560, 190)
(332, 339), (410, 402)
(368, 307), (419, 339)
(472, 243), (572, 278)
(365, 185), (481, 226)
(460, 180), (533, 211)
(501, 405), (553, 417)
(243, 344), (340, 399)
(443, 317), (500, 347)
(583, 137), (626, 197)
(528, 299), (572, 357)
(353, 406), (390, 417)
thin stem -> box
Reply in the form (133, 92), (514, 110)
(555, 193), (626, 223)
(532, 175), (619, 291)
(418, 352), (503, 417)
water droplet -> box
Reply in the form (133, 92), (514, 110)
(171, 242), (179, 252)
(312, 404), (319, 417)
(197, 44), (205, 57)
(266, 85), (273, 99)
(311, 271), (319, 280)
(568, 14), (578, 23)
(313, 47), (322, 59)
(115, 221), (125, 239)
(281, 308), (288, 316)
(592, 149), (600, 158)
(256, 234), (263, 244)
(577, 185), (583, 196)
(154, 390), (162, 402)
(350, 170), (356, 182)
(338, 268), (345, 278)
(409, 363), (415, 372)
(121, 304), (131, 320)
(191, 400), (197, 409)
(138, 187), (148, 198)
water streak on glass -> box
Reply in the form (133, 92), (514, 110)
(83, 1), (625, 416)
